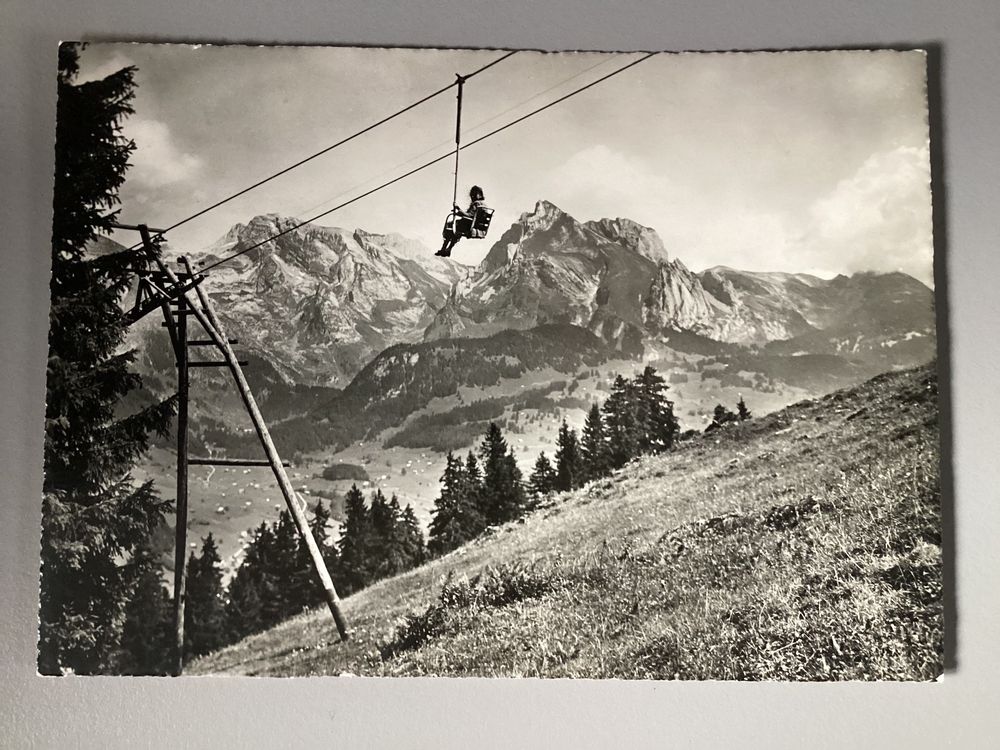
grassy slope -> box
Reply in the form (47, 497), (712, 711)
(190, 363), (942, 680)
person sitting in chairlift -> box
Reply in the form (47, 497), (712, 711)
(436, 185), (488, 257)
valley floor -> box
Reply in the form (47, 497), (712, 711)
(190, 363), (942, 680)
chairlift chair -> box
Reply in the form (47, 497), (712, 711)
(442, 205), (494, 241)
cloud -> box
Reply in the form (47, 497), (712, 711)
(546, 145), (678, 225)
(546, 145), (800, 273)
(802, 144), (933, 284)
(537, 143), (933, 286)
(125, 119), (203, 189)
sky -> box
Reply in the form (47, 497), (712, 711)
(76, 44), (934, 285)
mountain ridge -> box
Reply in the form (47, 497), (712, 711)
(427, 199), (934, 358)
(107, 201), (935, 402)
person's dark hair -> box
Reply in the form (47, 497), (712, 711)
(469, 185), (484, 201)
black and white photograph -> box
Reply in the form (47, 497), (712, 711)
(39, 42), (940, 680)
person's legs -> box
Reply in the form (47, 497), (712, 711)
(436, 236), (459, 257)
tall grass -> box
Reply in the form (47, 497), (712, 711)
(190, 364), (942, 680)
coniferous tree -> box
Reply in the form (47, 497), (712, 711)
(464, 451), (483, 510)
(248, 521), (283, 628)
(554, 420), (583, 491)
(224, 520), (281, 638)
(580, 403), (610, 481)
(224, 559), (265, 641)
(294, 499), (340, 604)
(118, 555), (171, 675)
(635, 366), (678, 452)
(39, 43), (177, 674)
(428, 452), (483, 556)
(386, 495), (411, 574)
(276, 510), (306, 616)
(502, 448), (527, 517)
(399, 504), (426, 568)
(338, 484), (372, 594)
(737, 395), (752, 421)
(529, 451), (557, 497)
(428, 452), (460, 556)
(603, 375), (640, 469)
(184, 534), (226, 658)
(479, 422), (526, 525)
(308, 499), (332, 552)
(370, 491), (408, 580)
(461, 450), (489, 538)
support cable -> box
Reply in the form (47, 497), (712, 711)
(119, 50), (519, 252)
(294, 55), (620, 219)
(199, 51), (658, 273)
(453, 74), (465, 209)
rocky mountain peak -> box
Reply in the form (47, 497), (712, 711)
(526, 199), (567, 227)
(479, 199), (606, 275)
(176, 213), (472, 385)
(584, 217), (670, 265)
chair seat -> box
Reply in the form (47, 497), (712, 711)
(442, 207), (493, 240)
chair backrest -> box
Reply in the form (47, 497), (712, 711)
(470, 207), (494, 238)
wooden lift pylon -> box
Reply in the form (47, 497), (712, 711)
(113, 223), (350, 676)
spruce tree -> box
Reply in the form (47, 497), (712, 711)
(737, 395), (752, 421)
(428, 452), (461, 555)
(224, 522), (272, 639)
(580, 403), (610, 481)
(292, 499), (339, 604)
(529, 451), (557, 497)
(503, 448), (527, 515)
(369, 491), (409, 581)
(554, 420), (583, 491)
(388, 495), (412, 572)
(399, 504), (426, 568)
(269, 510), (306, 618)
(461, 451), (488, 538)
(248, 521), (283, 628)
(118, 554), (171, 675)
(39, 43), (177, 674)
(478, 422), (526, 525)
(337, 485), (372, 593)
(308, 499), (332, 553)
(428, 452), (484, 556)
(603, 375), (640, 469)
(224, 561), (265, 642)
(635, 366), (678, 452)
(464, 451), (483, 508)
(184, 534), (226, 658)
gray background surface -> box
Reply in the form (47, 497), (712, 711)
(2, 1), (998, 747)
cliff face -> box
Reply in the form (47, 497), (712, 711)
(425, 200), (934, 358)
(180, 214), (466, 386)
(425, 201), (658, 355)
(130, 204), (934, 389)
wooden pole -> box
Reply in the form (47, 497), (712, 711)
(189, 457), (291, 467)
(171, 290), (190, 675)
(188, 360), (250, 368)
(188, 338), (239, 346)
(133, 223), (195, 674)
(178, 257), (350, 641)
